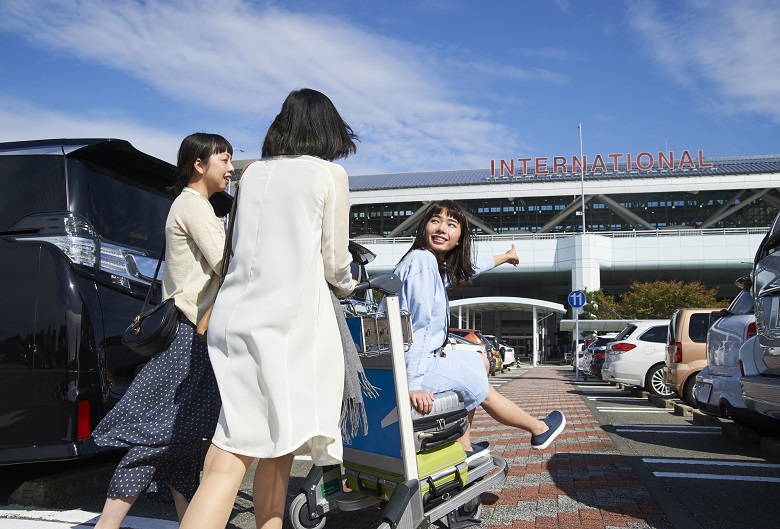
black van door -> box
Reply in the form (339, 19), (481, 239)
(0, 244), (40, 454)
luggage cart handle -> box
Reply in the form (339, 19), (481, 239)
(353, 273), (402, 296)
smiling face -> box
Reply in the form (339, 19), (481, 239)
(424, 208), (463, 260)
(195, 151), (234, 196)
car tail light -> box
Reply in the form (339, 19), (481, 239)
(674, 342), (682, 363)
(738, 359), (745, 377)
(747, 321), (756, 340)
(595, 352), (605, 360)
(611, 343), (636, 353)
(76, 400), (92, 440)
(14, 213), (157, 296)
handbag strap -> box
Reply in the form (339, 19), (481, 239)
(139, 246), (166, 315)
(218, 163), (250, 284)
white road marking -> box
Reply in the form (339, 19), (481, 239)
(613, 424), (717, 429)
(653, 472), (780, 483)
(616, 428), (720, 434)
(643, 458), (780, 468)
(0, 508), (176, 528)
(596, 409), (670, 413)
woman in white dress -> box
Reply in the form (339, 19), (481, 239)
(180, 88), (357, 529)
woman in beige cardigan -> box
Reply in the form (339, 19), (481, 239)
(92, 133), (234, 529)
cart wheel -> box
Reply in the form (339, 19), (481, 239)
(459, 494), (482, 519)
(289, 493), (326, 529)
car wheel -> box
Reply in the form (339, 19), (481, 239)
(683, 375), (699, 408)
(646, 365), (674, 397)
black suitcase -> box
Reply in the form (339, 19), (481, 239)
(411, 391), (468, 452)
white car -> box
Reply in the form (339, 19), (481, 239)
(445, 333), (487, 357)
(483, 334), (516, 367)
(602, 320), (672, 396)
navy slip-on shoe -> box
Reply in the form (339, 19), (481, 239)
(530, 411), (566, 450)
(464, 440), (491, 467)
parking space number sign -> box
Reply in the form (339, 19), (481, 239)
(568, 290), (586, 308)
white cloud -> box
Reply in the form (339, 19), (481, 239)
(627, 0), (780, 123)
(0, 0), (541, 174)
(0, 97), (183, 162)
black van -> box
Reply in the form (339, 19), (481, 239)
(0, 138), (229, 465)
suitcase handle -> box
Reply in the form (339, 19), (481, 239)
(417, 417), (468, 451)
(424, 463), (467, 506)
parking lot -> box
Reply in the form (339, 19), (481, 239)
(2, 365), (779, 528)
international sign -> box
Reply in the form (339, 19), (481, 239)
(568, 290), (586, 308)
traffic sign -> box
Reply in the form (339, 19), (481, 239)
(568, 290), (586, 308)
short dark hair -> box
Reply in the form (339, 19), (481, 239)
(406, 200), (476, 289)
(173, 132), (233, 194)
(262, 88), (357, 161)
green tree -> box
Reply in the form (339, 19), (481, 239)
(619, 280), (720, 320)
(581, 289), (622, 319)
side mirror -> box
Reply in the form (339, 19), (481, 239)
(735, 275), (753, 291)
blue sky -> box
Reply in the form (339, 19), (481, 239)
(0, 0), (778, 176)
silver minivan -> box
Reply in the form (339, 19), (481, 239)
(742, 213), (780, 420)
(694, 281), (779, 432)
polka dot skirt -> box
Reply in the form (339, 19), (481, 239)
(92, 316), (221, 502)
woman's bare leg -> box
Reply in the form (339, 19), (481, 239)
(170, 486), (189, 522)
(94, 496), (136, 529)
(252, 453), (295, 529)
(480, 386), (547, 435)
(457, 409), (477, 451)
(179, 444), (253, 529)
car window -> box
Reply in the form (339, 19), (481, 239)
(688, 313), (712, 343)
(727, 290), (754, 316)
(668, 311), (681, 344)
(0, 155), (67, 231)
(638, 325), (668, 343)
(68, 159), (172, 255)
(614, 325), (637, 341)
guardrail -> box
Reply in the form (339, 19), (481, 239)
(353, 226), (769, 245)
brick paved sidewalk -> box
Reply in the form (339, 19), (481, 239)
(472, 366), (671, 529)
(283, 366), (672, 529)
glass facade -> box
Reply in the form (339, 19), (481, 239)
(349, 191), (778, 237)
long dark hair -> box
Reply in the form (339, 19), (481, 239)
(262, 88), (358, 161)
(171, 132), (233, 194)
(404, 200), (476, 289)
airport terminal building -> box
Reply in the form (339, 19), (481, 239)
(341, 150), (780, 359)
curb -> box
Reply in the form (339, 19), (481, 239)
(8, 461), (115, 507)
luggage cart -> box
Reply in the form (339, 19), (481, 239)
(289, 271), (508, 529)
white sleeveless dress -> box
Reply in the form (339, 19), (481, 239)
(207, 156), (353, 465)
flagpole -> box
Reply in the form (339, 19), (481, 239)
(579, 124), (586, 233)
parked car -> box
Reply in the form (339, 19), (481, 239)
(742, 213), (780, 420)
(445, 333), (495, 375)
(665, 307), (723, 406)
(449, 328), (499, 375)
(602, 321), (671, 396)
(0, 138), (231, 465)
(586, 333), (618, 378)
(572, 337), (595, 373)
(693, 281), (779, 432)
(483, 334), (516, 367)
